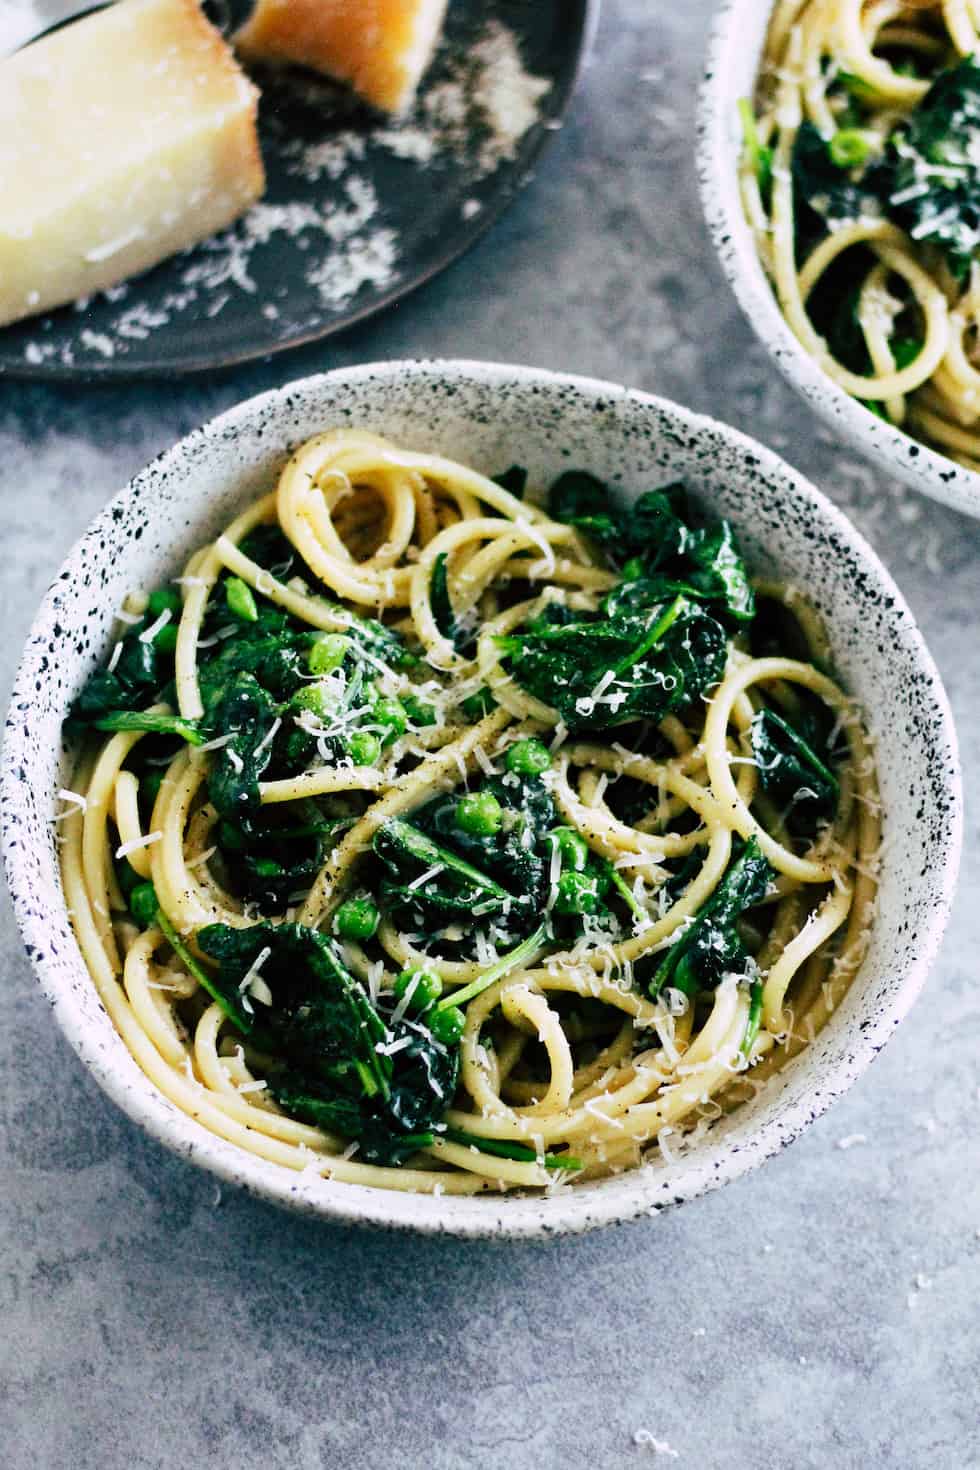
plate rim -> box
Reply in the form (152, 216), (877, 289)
(0, 0), (603, 385)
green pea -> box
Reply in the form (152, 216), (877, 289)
(550, 826), (589, 872)
(129, 881), (159, 927)
(371, 697), (407, 745)
(308, 633), (351, 675)
(828, 129), (873, 168)
(154, 624), (179, 655)
(460, 688), (496, 722)
(293, 683), (338, 721)
(334, 897), (381, 941)
(455, 789), (503, 836)
(146, 586), (182, 619)
(429, 1004), (465, 1046)
(621, 556), (645, 580)
(402, 695), (438, 727)
(554, 869), (606, 916)
(393, 967), (443, 1012)
(505, 737), (552, 776)
(225, 576), (259, 623)
(348, 731), (382, 767)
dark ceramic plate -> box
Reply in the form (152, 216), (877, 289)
(0, 0), (598, 382)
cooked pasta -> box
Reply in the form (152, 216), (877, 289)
(58, 429), (879, 1195)
(741, 0), (980, 468)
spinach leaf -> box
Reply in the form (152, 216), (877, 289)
(198, 630), (314, 707)
(548, 474), (753, 624)
(649, 838), (771, 1000)
(203, 672), (282, 818)
(197, 922), (457, 1165)
(882, 56), (980, 273)
(374, 817), (519, 926)
(793, 61), (980, 277)
(269, 1083), (443, 1168)
(684, 522), (755, 622)
(219, 804), (348, 912)
(196, 921), (385, 1079)
(496, 593), (728, 734)
(414, 773), (558, 930)
(791, 119), (879, 248)
(601, 529), (753, 626)
(549, 473), (688, 569)
(72, 601), (177, 724)
(430, 552), (473, 654)
(751, 707), (839, 827)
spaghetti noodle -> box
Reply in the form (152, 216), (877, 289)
(59, 429), (879, 1195)
(741, 0), (980, 468)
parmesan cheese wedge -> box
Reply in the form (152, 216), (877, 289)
(235, 0), (449, 114)
(0, 0), (264, 328)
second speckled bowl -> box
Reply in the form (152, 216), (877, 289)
(697, 0), (980, 518)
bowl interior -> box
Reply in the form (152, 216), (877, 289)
(1, 361), (962, 1237)
(697, 0), (980, 519)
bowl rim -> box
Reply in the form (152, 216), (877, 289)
(696, 0), (980, 520)
(1, 358), (964, 1238)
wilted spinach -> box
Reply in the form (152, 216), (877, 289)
(883, 56), (980, 275)
(196, 922), (457, 1165)
(71, 602), (179, 725)
(496, 591), (728, 734)
(792, 59), (980, 278)
(549, 472), (689, 569)
(648, 838), (771, 1000)
(751, 707), (839, 831)
(374, 817), (518, 926)
(415, 773), (557, 929)
(429, 552), (474, 655)
(548, 473), (754, 624)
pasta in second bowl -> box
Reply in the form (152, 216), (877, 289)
(2, 361), (960, 1236)
(699, 0), (980, 517)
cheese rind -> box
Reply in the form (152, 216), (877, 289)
(0, 0), (264, 328)
(235, 0), (449, 114)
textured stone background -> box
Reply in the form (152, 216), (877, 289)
(1, 2), (978, 1466)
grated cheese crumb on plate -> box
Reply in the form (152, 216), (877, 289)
(633, 1430), (679, 1458)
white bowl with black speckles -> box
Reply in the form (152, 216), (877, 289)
(697, 0), (980, 519)
(1, 360), (962, 1238)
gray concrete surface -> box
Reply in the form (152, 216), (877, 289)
(1, 3), (978, 1466)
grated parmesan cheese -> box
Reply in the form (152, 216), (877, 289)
(138, 608), (172, 644)
(115, 831), (162, 859)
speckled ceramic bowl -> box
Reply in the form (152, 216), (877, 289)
(1, 361), (962, 1237)
(697, 0), (980, 519)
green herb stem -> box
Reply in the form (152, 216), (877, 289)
(438, 923), (548, 1012)
(443, 1128), (581, 1171)
(741, 980), (764, 1059)
(156, 909), (244, 1027)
